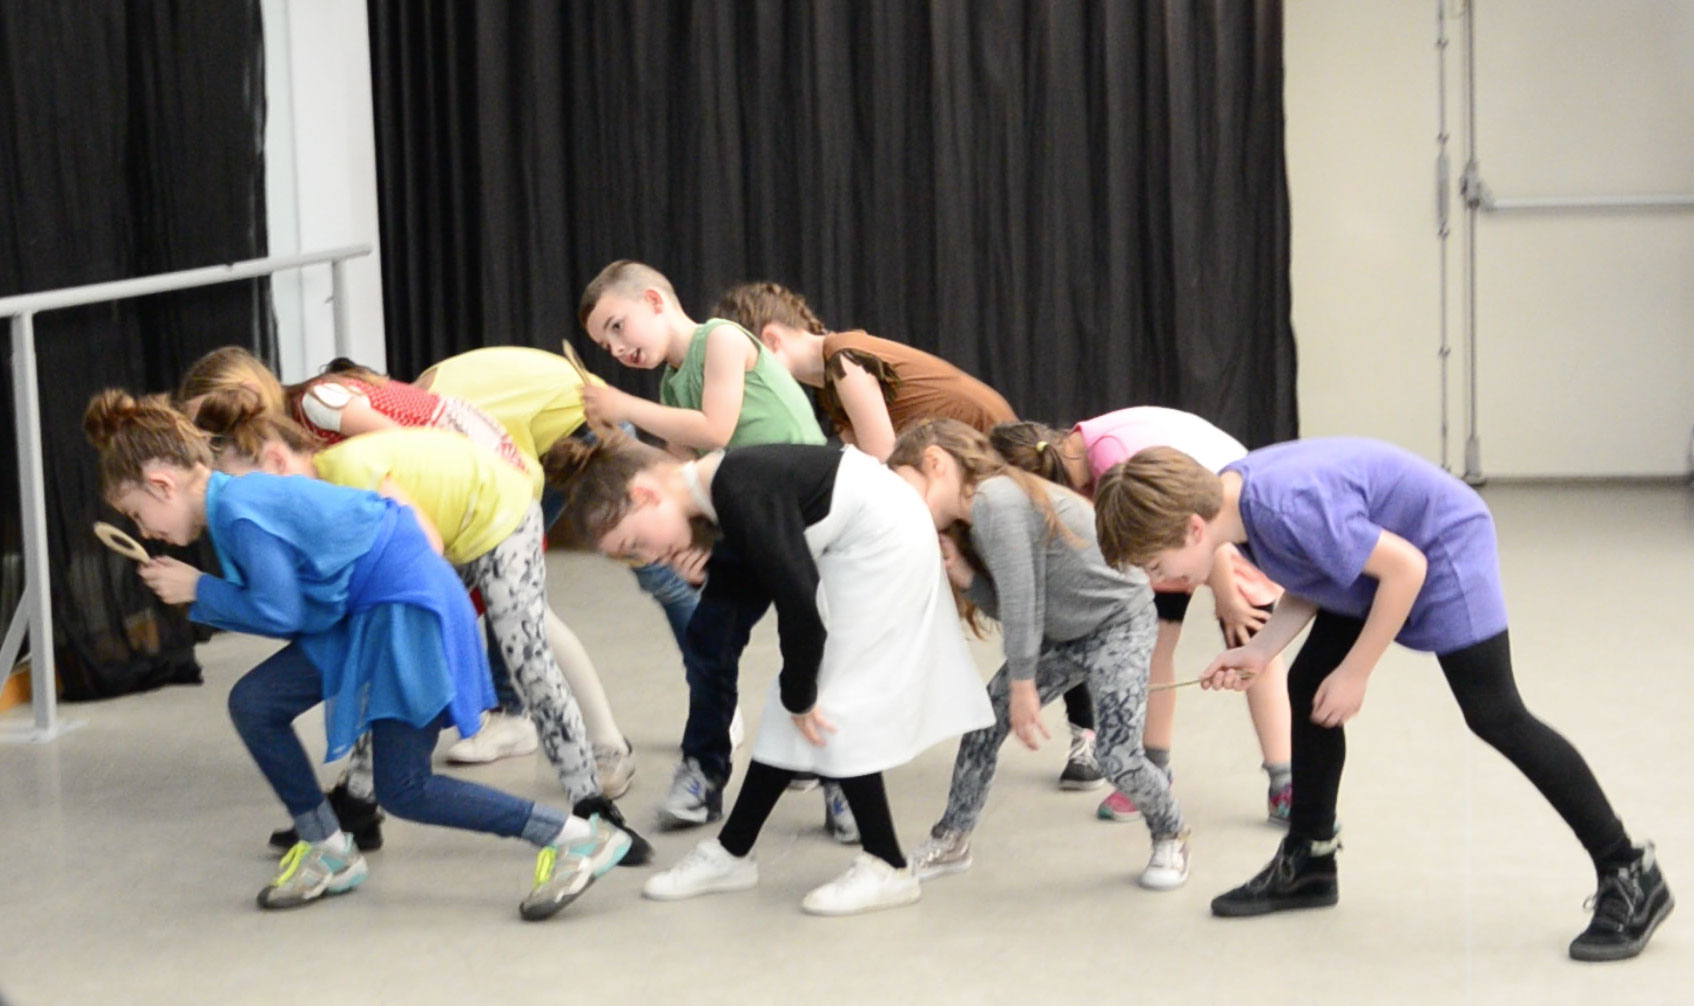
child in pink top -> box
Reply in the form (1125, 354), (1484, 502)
(991, 407), (1293, 825)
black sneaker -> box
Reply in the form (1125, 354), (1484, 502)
(1058, 726), (1105, 791)
(1570, 842), (1674, 962)
(268, 782), (385, 852)
(574, 794), (653, 867)
(1212, 835), (1340, 918)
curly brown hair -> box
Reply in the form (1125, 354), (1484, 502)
(84, 389), (213, 500)
(713, 281), (828, 338)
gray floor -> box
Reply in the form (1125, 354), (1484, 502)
(3, 484), (1690, 1005)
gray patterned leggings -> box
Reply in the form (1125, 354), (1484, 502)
(937, 616), (1184, 839)
(340, 505), (601, 804)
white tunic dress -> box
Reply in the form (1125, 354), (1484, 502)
(692, 446), (993, 777)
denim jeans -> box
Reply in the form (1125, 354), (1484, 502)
(679, 544), (770, 785)
(227, 641), (565, 845)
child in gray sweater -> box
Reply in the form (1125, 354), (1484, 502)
(887, 419), (1189, 890)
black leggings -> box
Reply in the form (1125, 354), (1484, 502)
(1063, 685), (1094, 731)
(718, 760), (905, 869)
(1288, 614), (1631, 868)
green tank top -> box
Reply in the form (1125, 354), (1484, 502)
(659, 319), (826, 450)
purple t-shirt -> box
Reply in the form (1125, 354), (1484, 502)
(1225, 438), (1507, 653)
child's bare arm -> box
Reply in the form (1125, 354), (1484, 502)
(830, 356), (898, 461)
(586, 327), (752, 450)
(1310, 529), (1426, 726)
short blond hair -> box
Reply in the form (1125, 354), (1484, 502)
(578, 260), (678, 328)
(1092, 446), (1222, 567)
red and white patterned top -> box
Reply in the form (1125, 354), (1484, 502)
(293, 377), (534, 481)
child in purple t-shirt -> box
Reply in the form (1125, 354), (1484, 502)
(1092, 437), (1671, 963)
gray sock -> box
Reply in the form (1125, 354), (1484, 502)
(1264, 761), (1292, 792)
(1146, 747), (1171, 775)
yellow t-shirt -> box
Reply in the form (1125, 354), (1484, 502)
(422, 347), (604, 467)
(313, 428), (533, 566)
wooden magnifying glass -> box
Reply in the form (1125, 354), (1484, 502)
(92, 521), (151, 564)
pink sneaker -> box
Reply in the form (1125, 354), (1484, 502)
(1097, 790), (1141, 822)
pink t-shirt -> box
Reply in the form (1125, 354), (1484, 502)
(1076, 407), (1249, 481)
(1074, 407), (1278, 606)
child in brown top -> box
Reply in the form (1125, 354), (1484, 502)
(715, 281), (1104, 792)
(715, 282), (1015, 462)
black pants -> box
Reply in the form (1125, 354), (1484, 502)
(1288, 614), (1630, 868)
(718, 760), (905, 869)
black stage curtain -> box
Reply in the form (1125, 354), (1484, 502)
(0, 1), (271, 699)
(369, 1), (1295, 445)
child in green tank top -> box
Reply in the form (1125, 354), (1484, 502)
(576, 260), (823, 454)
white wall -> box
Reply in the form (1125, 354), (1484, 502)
(261, 0), (386, 383)
(1286, 0), (1694, 478)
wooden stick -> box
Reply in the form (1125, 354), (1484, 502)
(1149, 671), (1257, 693)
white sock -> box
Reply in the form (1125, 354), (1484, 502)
(553, 816), (594, 847)
(316, 831), (352, 854)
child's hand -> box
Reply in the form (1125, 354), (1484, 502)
(937, 532), (974, 590)
(1311, 663), (1370, 728)
(581, 383), (629, 425)
(138, 557), (201, 605)
(792, 707), (837, 747)
(1214, 589), (1269, 647)
(1200, 644), (1265, 691)
(1009, 678), (1048, 750)
(669, 547), (711, 586)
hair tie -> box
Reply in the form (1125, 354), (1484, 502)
(1036, 440), (1048, 454)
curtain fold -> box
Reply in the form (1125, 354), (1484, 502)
(368, 0), (1295, 446)
(0, 0), (271, 699)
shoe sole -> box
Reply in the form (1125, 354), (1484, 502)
(914, 857), (973, 882)
(256, 859), (369, 910)
(801, 886), (922, 916)
(1569, 892), (1676, 962)
(1060, 776), (1107, 792)
(656, 806), (722, 829)
(598, 769), (635, 800)
(1098, 809), (1142, 823)
(1211, 891), (1339, 918)
(1138, 871), (1190, 891)
(642, 872), (760, 901)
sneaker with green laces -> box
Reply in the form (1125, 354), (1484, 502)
(256, 835), (368, 910)
(519, 814), (633, 922)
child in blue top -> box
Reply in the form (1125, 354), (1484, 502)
(83, 390), (629, 920)
(1093, 437), (1671, 962)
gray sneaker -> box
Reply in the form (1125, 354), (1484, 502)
(520, 814), (633, 921)
(911, 828), (973, 881)
(657, 758), (723, 829)
(257, 836), (368, 910)
(822, 782), (860, 844)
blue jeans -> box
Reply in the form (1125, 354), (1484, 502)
(227, 642), (567, 846)
(486, 475), (701, 714)
(680, 544), (770, 786)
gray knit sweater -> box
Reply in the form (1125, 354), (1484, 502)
(961, 475), (1153, 681)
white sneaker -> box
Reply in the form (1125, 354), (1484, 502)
(642, 839), (759, 901)
(910, 828), (973, 880)
(728, 707), (746, 751)
(445, 711), (538, 765)
(1139, 832), (1191, 891)
(801, 853), (922, 916)
(593, 737), (637, 800)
